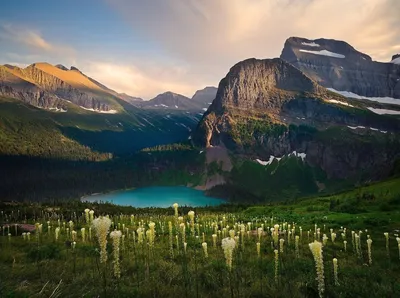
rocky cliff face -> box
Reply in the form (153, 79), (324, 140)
(280, 37), (400, 99)
(193, 58), (400, 179)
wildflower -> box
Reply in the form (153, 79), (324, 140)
(274, 249), (279, 283)
(69, 220), (74, 231)
(256, 242), (260, 257)
(130, 215), (134, 225)
(331, 232), (336, 243)
(89, 210), (94, 223)
(188, 211), (195, 236)
(180, 222), (186, 244)
(229, 229), (235, 239)
(81, 228), (86, 242)
(168, 221), (173, 258)
(295, 235), (300, 258)
(173, 203), (179, 218)
(72, 241), (76, 250)
(309, 241), (325, 298)
(279, 238), (285, 253)
(84, 209), (90, 224)
(110, 230), (122, 278)
(184, 242), (187, 253)
(333, 258), (339, 286)
(22, 232), (26, 240)
(147, 222), (156, 247)
(257, 227), (263, 242)
(137, 227), (144, 244)
(55, 227), (60, 241)
(212, 234), (217, 247)
(202, 242), (208, 258)
(343, 240), (347, 252)
(27, 232), (31, 241)
(71, 230), (77, 241)
(384, 232), (389, 256)
(221, 237), (236, 271)
(396, 237), (400, 260)
(322, 234), (328, 246)
(367, 238), (373, 265)
(92, 216), (112, 263)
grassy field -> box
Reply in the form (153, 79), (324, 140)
(0, 178), (400, 297)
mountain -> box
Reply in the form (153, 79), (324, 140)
(0, 63), (141, 112)
(140, 90), (215, 112)
(117, 93), (143, 104)
(191, 86), (217, 107)
(280, 37), (400, 100)
(193, 58), (400, 185)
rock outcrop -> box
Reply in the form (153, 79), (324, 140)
(280, 37), (400, 99)
(193, 58), (400, 179)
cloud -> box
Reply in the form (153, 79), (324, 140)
(106, 0), (400, 96)
(0, 24), (75, 58)
(83, 61), (203, 99)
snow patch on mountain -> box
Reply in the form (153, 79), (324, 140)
(80, 106), (117, 114)
(327, 88), (400, 105)
(327, 99), (354, 107)
(367, 107), (400, 115)
(299, 49), (345, 58)
(301, 41), (320, 47)
(256, 151), (306, 166)
(391, 57), (400, 64)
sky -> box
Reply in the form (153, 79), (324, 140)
(1, 0), (399, 100)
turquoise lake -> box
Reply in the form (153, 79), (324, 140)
(83, 186), (225, 208)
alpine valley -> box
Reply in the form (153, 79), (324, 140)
(1, 37), (400, 202)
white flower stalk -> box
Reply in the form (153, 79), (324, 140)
(221, 237), (236, 271)
(212, 234), (217, 247)
(367, 238), (373, 265)
(137, 227), (144, 244)
(355, 234), (361, 259)
(180, 223), (186, 244)
(89, 210), (94, 223)
(130, 214), (134, 225)
(322, 234), (328, 246)
(72, 241), (76, 250)
(188, 211), (195, 236)
(173, 203), (179, 218)
(22, 232), (26, 240)
(257, 227), (263, 242)
(81, 228), (86, 242)
(110, 230), (122, 278)
(333, 258), (339, 286)
(397, 237), (400, 260)
(331, 232), (336, 243)
(175, 235), (179, 252)
(89, 227), (92, 241)
(202, 242), (208, 258)
(279, 238), (285, 253)
(256, 242), (260, 257)
(27, 232), (31, 241)
(84, 209), (90, 224)
(274, 249), (279, 283)
(147, 222), (156, 247)
(343, 240), (347, 252)
(295, 235), (300, 258)
(168, 221), (173, 258)
(184, 242), (187, 253)
(69, 221), (74, 231)
(273, 224), (280, 246)
(92, 216), (112, 263)
(71, 230), (77, 242)
(309, 241), (325, 298)
(384, 232), (389, 256)
(55, 227), (60, 241)
(229, 229), (235, 239)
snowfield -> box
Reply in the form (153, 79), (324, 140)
(299, 49), (345, 58)
(301, 41), (320, 47)
(327, 88), (400, 106)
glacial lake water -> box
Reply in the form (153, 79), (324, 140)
(83, 186), (225, 208)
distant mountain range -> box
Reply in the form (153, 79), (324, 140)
(138, 87), (217, 112)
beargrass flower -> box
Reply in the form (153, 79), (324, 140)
(309, 241), (324, 298)
(202, 242), (208, 258)
(367, 238), (373, 265)
(221, 237), (236, 271)
(110, 230), (122, 278)
(333, 258), (339, 286)
(92, 216), (112, 263)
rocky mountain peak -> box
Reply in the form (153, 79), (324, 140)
(55, 64), (68, 71)
(391, 54), (400, 64)
(211, 58), (324, 113)
(281, 36), (400, 98)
